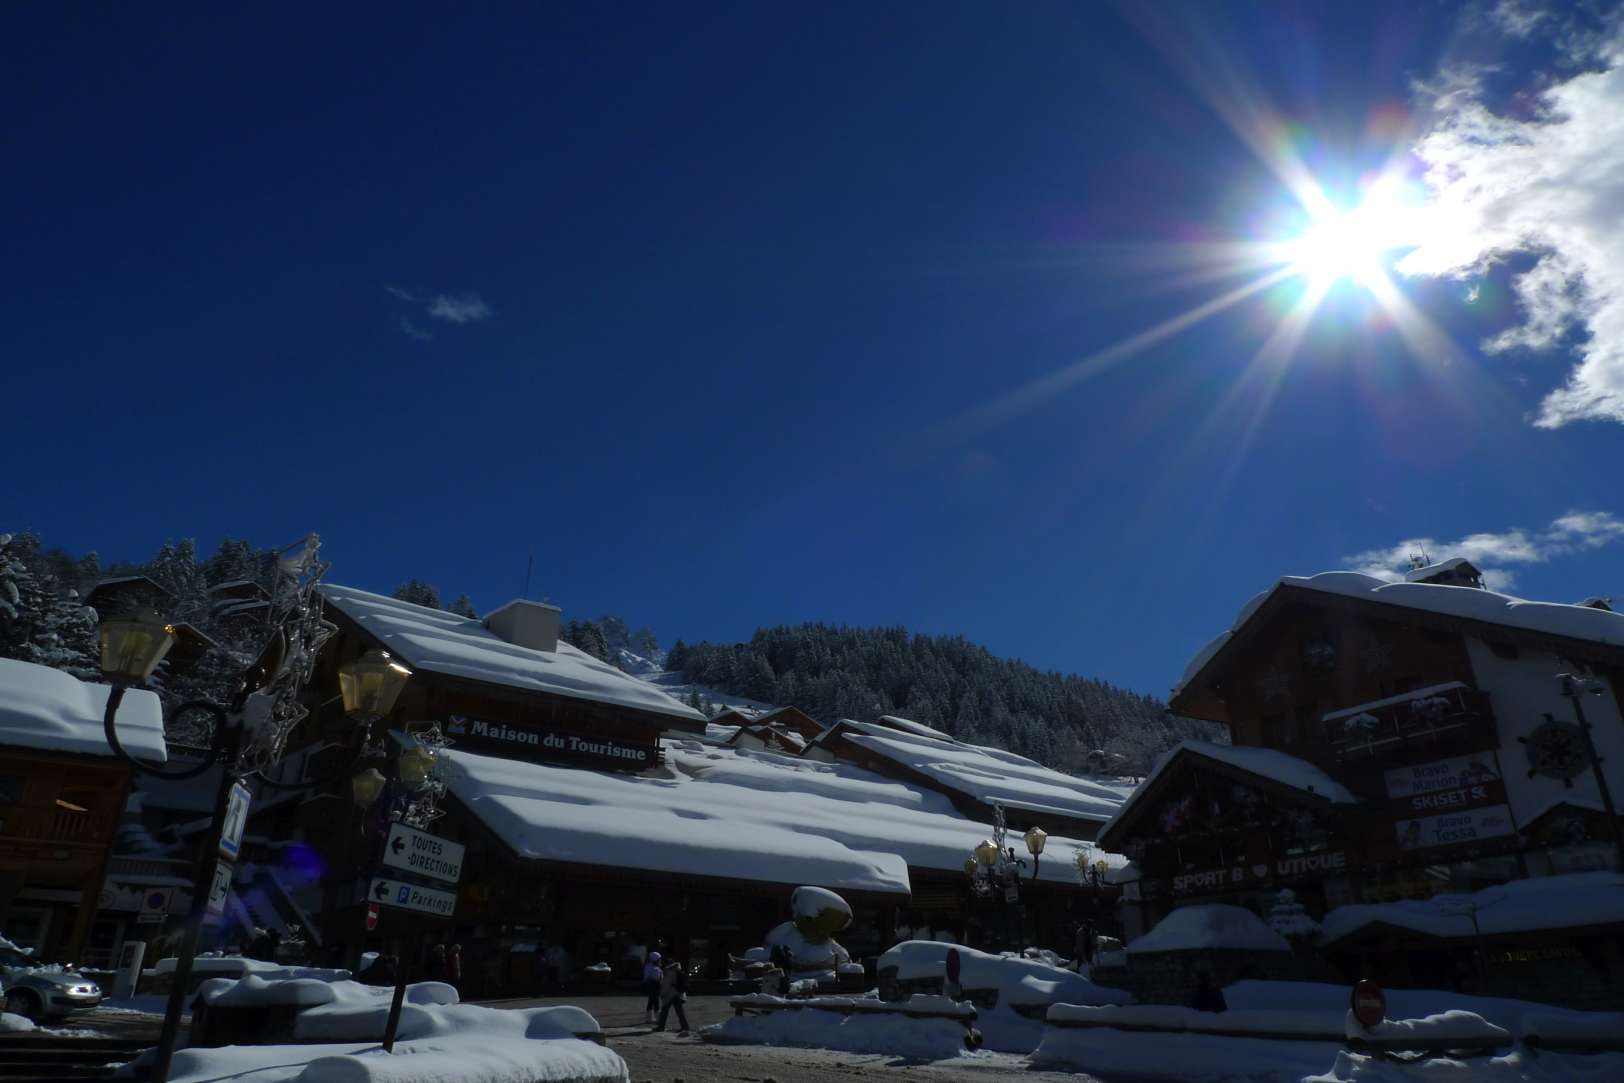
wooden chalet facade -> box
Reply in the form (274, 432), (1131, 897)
(1099, 560), (1624, 1002)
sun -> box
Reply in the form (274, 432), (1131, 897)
(1275, 181), (1425, 292)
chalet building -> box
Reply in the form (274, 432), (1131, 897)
(0, 659), (167, 963)
(722, 705), (826, 754)
(1098, 559), (1624, 1006)
(286, 587), (1125, 993)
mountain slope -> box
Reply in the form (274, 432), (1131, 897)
(667, 623), (1221, 774)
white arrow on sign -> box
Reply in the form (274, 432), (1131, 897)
(381, 823), (465, 885)
(369, 876), (457, 918)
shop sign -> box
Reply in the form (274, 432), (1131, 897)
(1395, 804), (1515, 851)
(1384, 755), (1506, 815)
(1172, 850), (1347, 895)
(444, 715), (657, 771)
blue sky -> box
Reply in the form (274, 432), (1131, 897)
(7, 2), (1624, 696)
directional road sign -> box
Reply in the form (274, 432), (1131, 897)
(206, 861), (235, 916)
(381, 823), (465, 885)
(369, 876), (457, 918)
(219, 780), (252, 861)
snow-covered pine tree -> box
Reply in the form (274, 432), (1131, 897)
(1266, 888), (1322, 945)
(29, 589), (100, 677)
(392, 579), (442, 608)
(449, 594), (478, 618)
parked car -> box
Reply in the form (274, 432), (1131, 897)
(0, 944), (103, 1019)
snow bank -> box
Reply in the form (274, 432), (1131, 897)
(1320, 870), (1624, 944)
(707, 1009), (970, 1059)
(1305, 1048), (1624, 1082)
(1227, 979), (1623, 1040)
(1, 1011), (37, 1032)
(729, 993), (974, 1018)
(878, 941), (1129, 1052)
(1126, 904), (1291, 954)
(1048, 1003), (1344, 1037)
(320, 584), (703, 724)
(1032, 1027), (1342, 1081)
(0, 657), (167, 761)
(152, 956), (351, 981)
(1521, 1011), (1624, 1045)
(159, 1038), (627, 1083)
(1345, 1008), (1509, 1045)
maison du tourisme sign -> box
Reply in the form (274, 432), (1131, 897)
(444, 715), (657, 771)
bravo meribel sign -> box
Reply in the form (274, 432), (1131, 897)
(444, 715), (658, 771)
(1172, 851), (1347, 895)
(1384, 754), (1507, 815)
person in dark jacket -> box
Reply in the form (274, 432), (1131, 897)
(1188, 971), (1227, 1013)
(447, 943), (463, 993)
(423, 943), (448, 981)
(641, 952), (663, 1025)
(654, 957), (690, 1034)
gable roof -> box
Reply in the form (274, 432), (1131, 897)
(1172, 570), (1624, 718)
(320, 584), (706, 727)
(1096, 739), (1359, 852)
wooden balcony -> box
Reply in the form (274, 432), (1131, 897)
(1324, 683), (1498, 764)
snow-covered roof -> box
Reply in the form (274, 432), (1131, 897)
(319, 585), (705, 725)
(1126, 903), (1292, 954)
(440, 738), (1121, 896)
(1096, 739), (1358, 847)
(834, 719), (1134, 826)
(873, 714), (957, 741)
(1320, 682), (1469, 722)
(1173, 570), (1624, 701)
(1320, 871), (1624, 944)
(0, 658), (167, 761)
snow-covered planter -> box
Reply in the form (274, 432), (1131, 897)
(710, 994), (979, 1058)
(1344, 1008), (1510, 1054)
(1123, 905), (1296, 1004)
(875, 941), (1129, 1052)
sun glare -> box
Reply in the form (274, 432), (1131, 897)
(1274, 180), (1425, 293)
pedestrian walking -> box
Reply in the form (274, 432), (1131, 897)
(641, 951), (663, 1024)
(447, 943), (463, 993)
(423, 943), (448, 981)
(655, 957), (690, 1034)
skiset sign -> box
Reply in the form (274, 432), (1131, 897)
(1384, 754), (1506, 815)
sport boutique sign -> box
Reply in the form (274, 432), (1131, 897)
(444, 715), (658, 771)
(1172, 850), (1348, 895)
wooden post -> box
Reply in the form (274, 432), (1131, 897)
(381, 930), (417, 1052)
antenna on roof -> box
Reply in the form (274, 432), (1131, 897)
(523, 551), (534, 600)
(1408, 550), (1429, 571)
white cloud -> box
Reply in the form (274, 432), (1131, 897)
(1344, 510), (1624, 589)
(382, 286), (493, 337)
(426, 294), (492, 324)
(1400, 30), (1624, 426)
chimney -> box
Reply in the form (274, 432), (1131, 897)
(484, 599), (562, 653)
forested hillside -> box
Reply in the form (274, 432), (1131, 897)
(668, 625), (1221, 774)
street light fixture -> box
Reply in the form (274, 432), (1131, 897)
(397, 745), (435, 785)
(974, 838), (1001, 866)
(338, 649), (413, 724)
(1024, 825), (1047, 879)
(351, 768), (387, 808)
(99, 608), (177, 684)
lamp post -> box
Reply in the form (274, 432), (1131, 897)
(1557, 673), (1624, 873)
(1024, 826), (1048, 880)
(96, 537), (412, 1083)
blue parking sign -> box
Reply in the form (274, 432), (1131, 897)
(398, 885), (411, 903)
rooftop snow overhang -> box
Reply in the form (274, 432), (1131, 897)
(1169, 575), (1624, 722)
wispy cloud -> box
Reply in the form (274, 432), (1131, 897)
(383, 285), (493, 338)
(1343, 510), (1624, 591)
(1400, 20), (1624, 427)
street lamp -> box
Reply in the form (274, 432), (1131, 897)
(974, 838), (1001, 867)
(351, 768), (387, 808)
(397, 745), (435, 785)
(1024, 826), (1048, 879)
(338, 649), (413, 725)
(100, 608), (177, 684)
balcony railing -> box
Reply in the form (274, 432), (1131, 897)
(1324, 682), (1497, 762)
(0, 804), (111, 845)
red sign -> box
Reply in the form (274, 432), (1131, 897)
(366, 902), (380, 931)
(1351, 979), (1385, 1028)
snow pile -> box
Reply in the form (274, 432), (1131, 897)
(1320, 870), (1624, 945)
(319, 584), (703, 724)
(1521, 1011), (1624, 1046)
(1048, 1003), (1344, 1037)
(1226, 979), (1622, 1039)
(0, 657), (167, 760)
(706, 1001), (971, 1059)
(832, 718), (1134, 826)
(1, 1011), (37, 1032)
(1345, 1008), (1509, 1045)
(157, 1038), (626, 1083)
(1126, 904), (1292, 954)
(878, 941), (1129, 1052)
(1032, 1028), (1342, 1081)
(152, 956), (350, 981)
(763, 921), (850, 980)
(441, 739), (1121, 894)
(1305, 1048), (1624, 1082)
(729, 993), (973, 1017)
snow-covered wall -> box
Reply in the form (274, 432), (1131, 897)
(1464, 638), (1624, 828)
